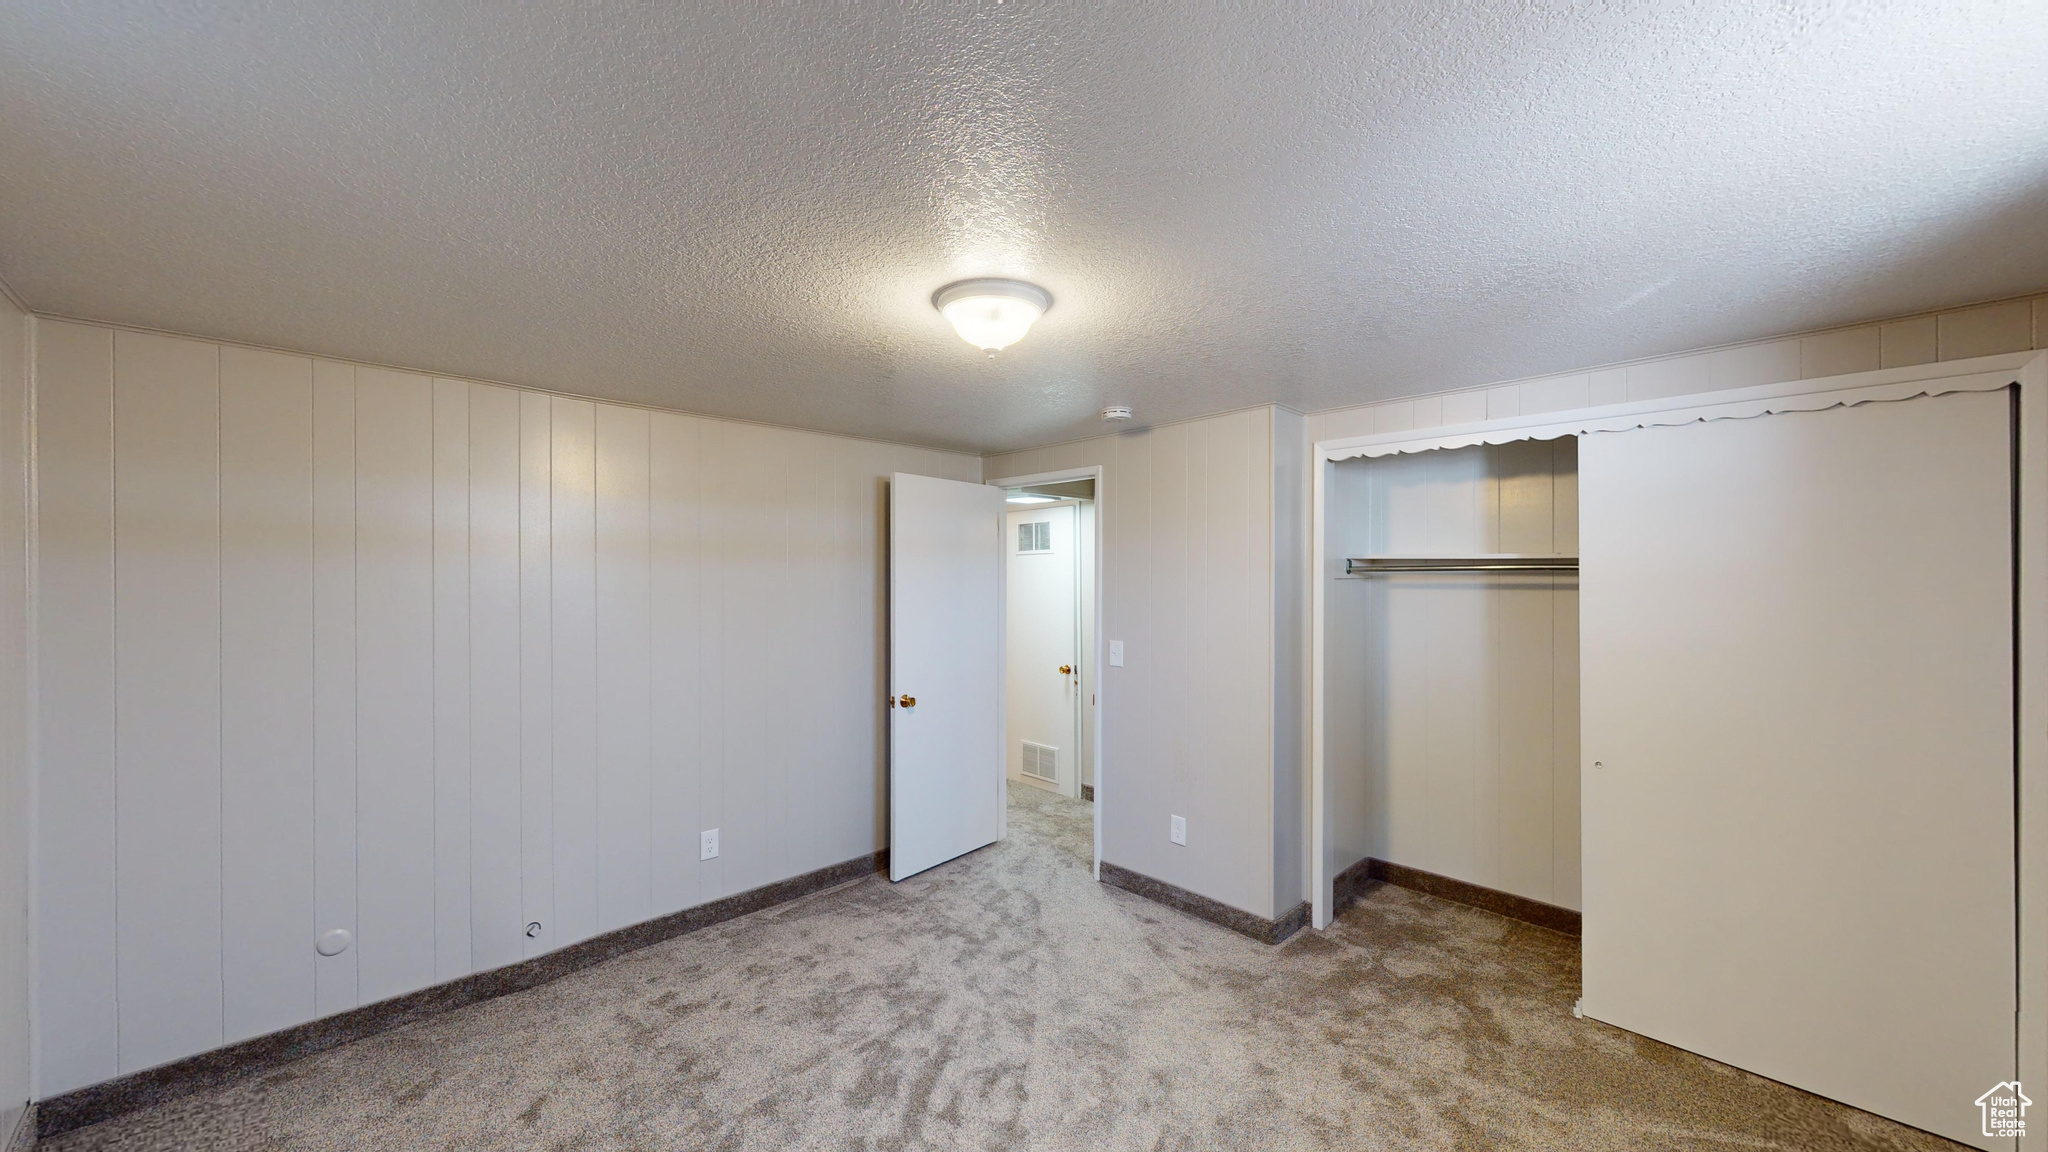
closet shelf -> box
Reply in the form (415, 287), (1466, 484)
(1343, 554), (1578, 575)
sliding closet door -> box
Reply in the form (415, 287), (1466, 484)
(1580, 390), (2013, 1150)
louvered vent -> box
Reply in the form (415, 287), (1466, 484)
(1021, 740), (1058, 781)
(1018, 521), (1052, 553)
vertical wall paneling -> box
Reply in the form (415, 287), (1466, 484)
(1270, 408), (1308, 915)
(549, 398), (599, 947)
(1204, 412), (1268, 916)
(431, 380), (473, 981)
(218, 347), (315, 1043)
(1101, 430), (1150, 893)
(352, 369), (437, 1003)
(1321, 439), (1580, 910)
(1551, 544), (1582, 904)
(33, 321), (119, 1092)
(0, 295), (26, 1135)
(809, 442), (865, 866)
(112, 331), (224, 1072)
(466, 385), (523, 970)
(779, 437), (828, 877)
(517, 391), (554, 956)
(594, 404), (652, 933)
(647, 413), (703, 914)
(310, 361), (359, 1015)
(34, 319), (984, 1086)
(694, 424), (734, 902)
(710, 425), (767, 897)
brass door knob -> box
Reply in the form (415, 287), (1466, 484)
(1059, 665), (1073, 675)
(898, 695), (916, 708)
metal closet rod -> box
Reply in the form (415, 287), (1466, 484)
(1344, 555), (1579, 574)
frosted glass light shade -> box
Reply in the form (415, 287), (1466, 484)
(932, 279), (1052, 354)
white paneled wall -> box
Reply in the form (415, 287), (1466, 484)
(984, 407), (1304, 920)
(1307, 292), (2048, 444)
(32, 319), (977, 1094)
(1324, 439), (1580, 910)
(0, 288), (30, 1143)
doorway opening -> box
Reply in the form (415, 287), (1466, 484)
(993, 468), (1103, 877)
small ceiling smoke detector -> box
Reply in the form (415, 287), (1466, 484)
(1101, 406), (1133, 421)
(932, 279), (1051, 356)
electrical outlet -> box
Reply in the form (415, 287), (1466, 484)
(700, 828), (720, 860)
(1109, 640), (1124, 667)
(1169, 815), (1186, 846)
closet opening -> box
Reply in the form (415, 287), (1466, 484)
(1311, 359), (2046, 1149)
(991, 468), (1102, 876)
(1320, 436), (1582, 932)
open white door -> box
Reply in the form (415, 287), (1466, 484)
(889, 472), (1005, 881)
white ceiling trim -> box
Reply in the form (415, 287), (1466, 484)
(1315, 351), (2042, 463)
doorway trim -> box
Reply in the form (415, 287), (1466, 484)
(987, 464), (1106, 879)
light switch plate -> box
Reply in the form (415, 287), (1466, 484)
(700, 828), (720, 860)
(1109, 640), (1124, 667)
(1170, 815), (1186, 845)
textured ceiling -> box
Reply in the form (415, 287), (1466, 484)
(4, 3), (2048, 453)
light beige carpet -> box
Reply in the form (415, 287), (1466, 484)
(48, 784), (1963, 1151)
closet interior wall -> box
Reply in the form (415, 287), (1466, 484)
(1323, 437), (1580, 911)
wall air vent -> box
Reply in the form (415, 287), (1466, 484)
(1021, 741), (1058, 782)
(1018, 521), (1052, 553)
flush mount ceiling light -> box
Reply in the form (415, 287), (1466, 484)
(932, 278), (1051, 356)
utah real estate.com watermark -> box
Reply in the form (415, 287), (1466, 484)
(1978, 1081), (2030, 1139)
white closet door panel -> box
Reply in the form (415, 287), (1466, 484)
(550, 398), (599, 946)
(648, 412), (703, 914)
(311, 362), (359, 1014)
(518, 391), (554, 957)
(352, 369), (437, 1003)
(219, 347), (315, 1043)
(466, 385), (523, 969)
(1581, 391), (2014, 1149)
(113, 330), (224, 1072)
(33, 321), (119, 1093)
(431, 379), (472, 981)
(594, 404), (652, 932)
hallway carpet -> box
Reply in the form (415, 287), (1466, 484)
(49, 785), (1962, 1151)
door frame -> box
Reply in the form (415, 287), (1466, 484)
(1307, 349), (2048, 1148)
(987, 465), (1106, 879)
